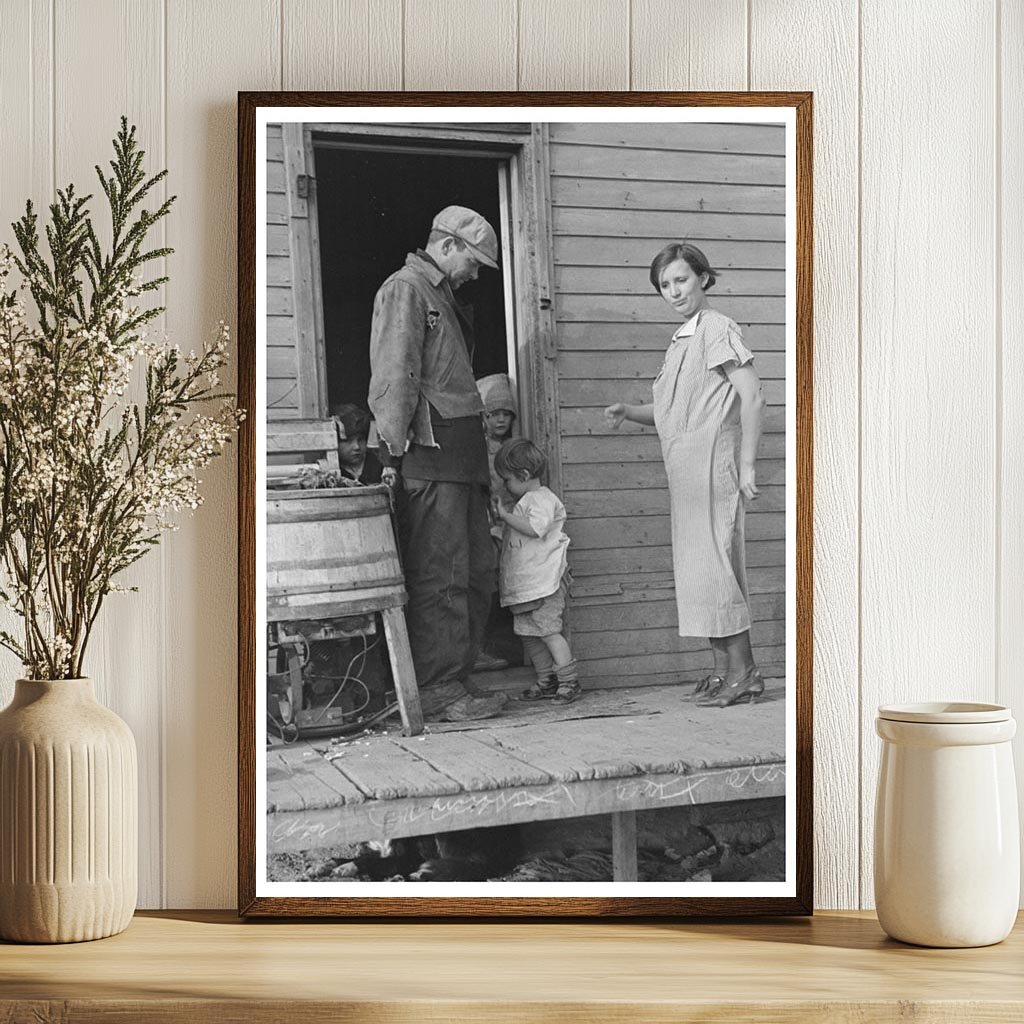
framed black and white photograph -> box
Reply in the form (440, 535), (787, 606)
(237, 92), (813, 917)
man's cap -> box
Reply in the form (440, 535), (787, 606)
(431, 205), (499, 269)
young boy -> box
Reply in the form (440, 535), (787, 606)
(330, 403), (382, 486)
(491, 439), (579, 705)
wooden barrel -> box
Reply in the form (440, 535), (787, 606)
(266, 485), (406, 622)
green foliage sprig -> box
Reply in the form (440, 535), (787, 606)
(0, 117), (242, 679)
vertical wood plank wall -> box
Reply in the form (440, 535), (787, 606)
(0, 0), (1019, 911)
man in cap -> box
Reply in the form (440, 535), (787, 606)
(368, 205), (506, 722)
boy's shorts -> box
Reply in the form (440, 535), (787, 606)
(510, 574), (570, 638)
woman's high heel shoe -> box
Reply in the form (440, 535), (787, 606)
(689, 674), (724, 701)
(696, 667), (764, 708)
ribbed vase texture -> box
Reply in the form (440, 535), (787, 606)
(0, 678), (137, 943)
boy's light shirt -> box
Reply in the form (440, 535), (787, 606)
(498, 487), (569, 607)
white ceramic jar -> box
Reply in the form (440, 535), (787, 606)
(874, 702), (1019, 947)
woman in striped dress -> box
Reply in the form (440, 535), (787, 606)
(604, 242), (767, 707)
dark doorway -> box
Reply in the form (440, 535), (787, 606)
(312, 140), (523, 673)
(313, 142), (512, 413)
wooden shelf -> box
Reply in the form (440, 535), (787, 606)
(2, 910), (1022, 1022)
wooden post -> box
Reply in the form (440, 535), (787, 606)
(286, 648), (304, 727)
(611, 810), (638, 882)
(380, 606), (424, 737)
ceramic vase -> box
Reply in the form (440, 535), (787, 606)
(874, 702), (1019, 947)
(0, 678), (137, 943)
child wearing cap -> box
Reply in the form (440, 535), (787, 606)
(474, 373), (519, 672)
(330, 403), (383, 486)
(476, 373), (518, 512)
(491, 438), (579, 705)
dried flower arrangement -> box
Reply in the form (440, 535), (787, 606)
(0, 118), (241, 679)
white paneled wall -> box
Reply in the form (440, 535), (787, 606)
(0, 0), (1019, 910)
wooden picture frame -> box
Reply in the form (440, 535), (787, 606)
(238, 91), (813, 917)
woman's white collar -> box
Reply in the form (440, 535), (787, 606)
(671, 310), (702, 341)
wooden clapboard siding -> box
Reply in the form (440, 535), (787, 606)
(552, 121), (784, 154)
(559, 294), (784, 323)
(556, 266), (786, 295)
(574, 539), (784, 572)
(583, 646), (788, 691)
(581, 620), (786, 661)
(560, 433), (785, 464)
(558, 350), (786, 380)
(559, 322), (786, 350)
(555, 236), (786, 268)
(265, 121), (325, 422)
(574, 591), (785, 633)
(550, 122), (787, 680)
(560, 377), (786, 407)
(570, 511), (784, 550)
(565, 484), (786, 518)
(550, 144), (785, 185)
(563, 458), (785, 492)
(267, 189), (287, 223)
(572, 564), (785, 600)
(266, 121), (299, 420)
(559, 405), (786, 434)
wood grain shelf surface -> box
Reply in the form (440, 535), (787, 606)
(2, 910), (1022, 1022)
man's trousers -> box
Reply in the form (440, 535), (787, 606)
(395, 477), (496, 712)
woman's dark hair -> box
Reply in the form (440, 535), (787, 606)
(648, 242), (718, 293)
(494, 438), (547, 480)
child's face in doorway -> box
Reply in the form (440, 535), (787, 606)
(337, 435), (367, 468)
(485, 409), (514, 440)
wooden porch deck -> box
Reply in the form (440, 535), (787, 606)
(267, 681), (787, 861)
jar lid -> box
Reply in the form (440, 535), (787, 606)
(877, 701), (1011, 724)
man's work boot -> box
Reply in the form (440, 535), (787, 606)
(433, 692), (506, 723)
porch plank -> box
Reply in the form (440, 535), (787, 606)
(486, 717), (669, 781)
(268, 743), (366, 812)
(393, 731), (553, 791)
(326, 737), (462, 801)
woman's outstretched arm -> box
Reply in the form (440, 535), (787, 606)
(724, 363), (765, 500)
(604, 402), (656, 428)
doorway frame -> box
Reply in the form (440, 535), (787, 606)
(299, 122), (561, 495)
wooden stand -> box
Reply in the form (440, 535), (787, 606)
(380, 605), (423, 736)
(265, 466), (424, 738)
(3, 911), (1022, 1021)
